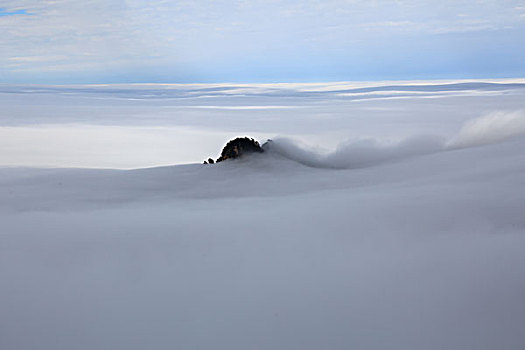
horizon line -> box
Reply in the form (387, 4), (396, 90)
(2, 77), (525, 88)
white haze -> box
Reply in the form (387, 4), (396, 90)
(268, 110), (525, 169)
(447, 110), (525, 149)
(1, 81), (525, 350)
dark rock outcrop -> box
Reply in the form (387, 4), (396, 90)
(204, 137), (264, 164)
(216, 137), (264, 162)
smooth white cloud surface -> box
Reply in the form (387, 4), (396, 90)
(2, 124), (525, 350)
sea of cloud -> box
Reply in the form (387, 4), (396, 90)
(1, 80), (525, 168)
(1, 81), (525, 350)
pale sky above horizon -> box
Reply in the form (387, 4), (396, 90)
(1, 0), (525, 84)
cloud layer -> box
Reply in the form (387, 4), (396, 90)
(267, 111), (525, 169)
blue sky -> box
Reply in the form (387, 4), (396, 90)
(0, 8), (27, 16)
(1, 0), (524, 84)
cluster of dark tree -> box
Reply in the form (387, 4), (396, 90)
(204, 137), (264, 164)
